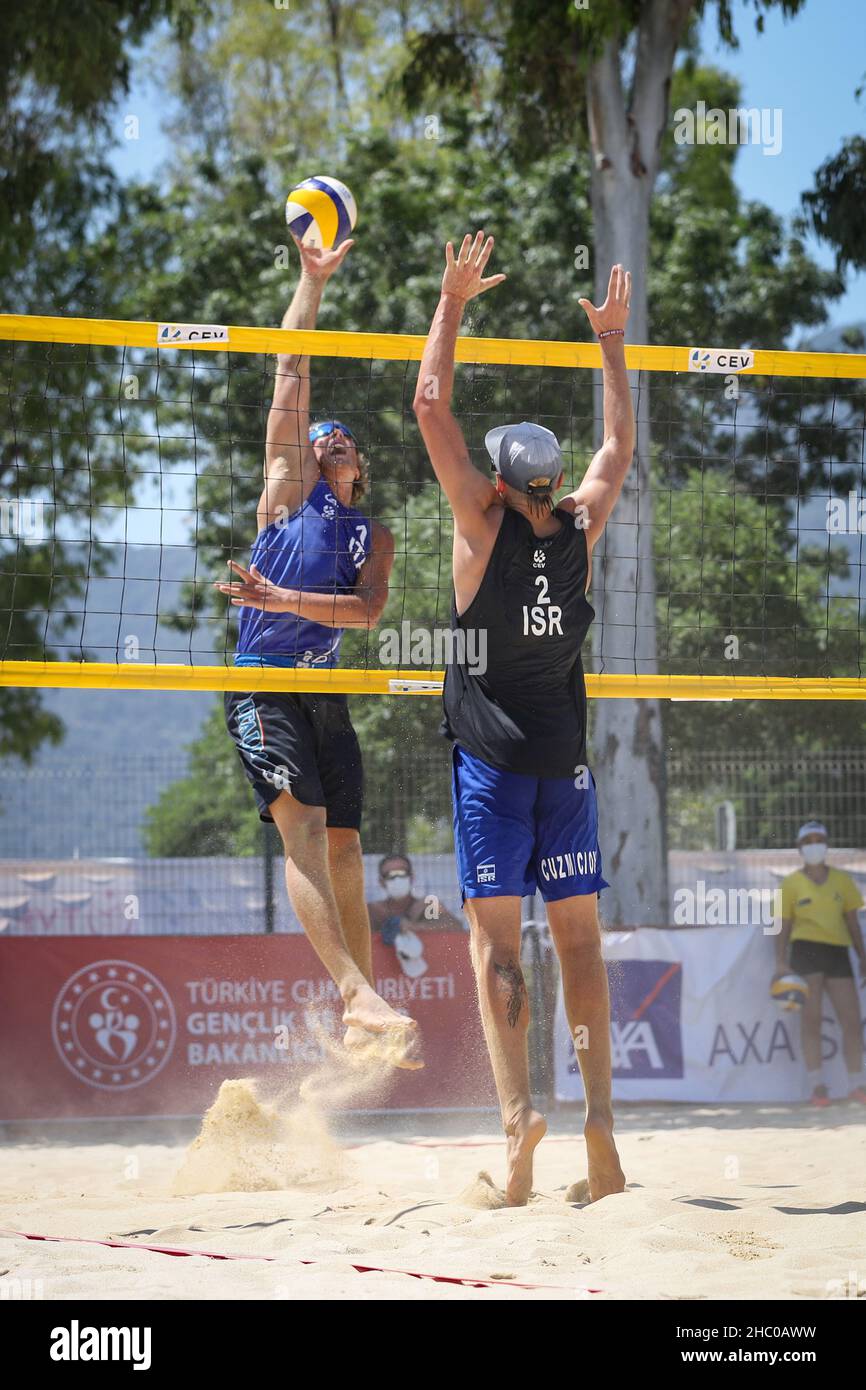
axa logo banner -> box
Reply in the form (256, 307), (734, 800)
(157, 323), (229, 344)
(688, 348), (755, 373)
(568, 959), (684, 1079)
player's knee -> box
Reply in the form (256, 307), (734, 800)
(557, 934), (603, 973)
(276, 802), (328, 856)
(476, 939), (525, 985)
(467, 920), (520, 962)
(328, 828), (362, 864)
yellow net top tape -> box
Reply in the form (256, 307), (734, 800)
(3, 313), (865, 696)
(0, 662), (864, 699)
(1, 313), (865, 380)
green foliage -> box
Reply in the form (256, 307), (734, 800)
(154, 0), (401, 171)
(0, 0), (174, 759)
(397, 0), (810, 161)
(7, 0), (865, 812)
(660, 465), (866, 746)
(653, 63), (844, 353)
(802, 135), (866, 272)
(0, 0), (171, 298)
(142, 702), (261, 855)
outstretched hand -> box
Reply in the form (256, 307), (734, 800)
(292, 233), (355, 282)
(579, 263), (631, 337)
(441, 231), (506, 304)
(214, 560), (295, 612)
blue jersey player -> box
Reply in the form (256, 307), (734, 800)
(218, 234), (420, 1066)
(414, 234), (635, 1199)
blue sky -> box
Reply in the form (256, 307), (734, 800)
(109, 1), (865, 333)
(697, 0), (865, 329)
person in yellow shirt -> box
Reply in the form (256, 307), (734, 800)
(776, 821), (866, 1107)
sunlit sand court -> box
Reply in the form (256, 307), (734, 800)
(2, 1081), (864, 1302)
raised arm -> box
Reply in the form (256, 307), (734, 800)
(562, 265), (635, 551)
(412, 233), (506, 543)
(257, 236), (354, 531)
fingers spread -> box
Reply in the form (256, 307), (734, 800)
(477, 235), (495, 272)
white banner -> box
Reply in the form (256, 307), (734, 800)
(554, 926), (866, 1103)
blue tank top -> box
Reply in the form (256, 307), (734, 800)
(235, 476), (372, 667)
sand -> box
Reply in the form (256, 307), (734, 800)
(2, 1078), (865, 1301)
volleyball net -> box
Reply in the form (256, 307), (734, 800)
(1, 312), (865, 699)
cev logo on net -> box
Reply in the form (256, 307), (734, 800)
(689, 348), (755, 374)
(158, 323), (230, 344)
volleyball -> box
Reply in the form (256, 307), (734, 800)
(285, 175), (357, 250)
(770, 973), (810, 1012)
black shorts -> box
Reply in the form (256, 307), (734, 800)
(790, 939), (853, 979)
(224, 690), (363, 829)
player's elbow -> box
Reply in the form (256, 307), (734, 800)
(275, 353), (305, 380)
(412, 391), (444, 421)
(271, 371), (305, 414)
(360, 588), (389, 629)
(365, 600), (388, 630)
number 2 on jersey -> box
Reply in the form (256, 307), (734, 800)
(522, 574), (563, 636)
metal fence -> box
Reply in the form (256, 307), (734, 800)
(667, 747), (866, 850)
(1, 747), (864, 936)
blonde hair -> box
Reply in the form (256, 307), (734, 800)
(499, 477), (556, 518)
(351, 450), (370, 506)
(526, 492), (555, 518)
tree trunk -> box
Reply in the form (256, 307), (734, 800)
(583, 4), (693, 925)
(325, 0), (348, 110)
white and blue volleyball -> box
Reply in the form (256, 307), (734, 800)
(285, 176), (357, 250)
(770, 973), (809, 1012)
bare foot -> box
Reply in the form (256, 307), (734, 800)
(342, 982), (415, 1033)
(584, 1114), (625, 1202)
(342, 985), (423, 1069)
(343, 1022), (424, 1071)
(504, 1107), (546, 1206)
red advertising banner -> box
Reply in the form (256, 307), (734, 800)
(0, 934), (496, 1119)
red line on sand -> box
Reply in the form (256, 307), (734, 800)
(0, 1229), (601, 1294)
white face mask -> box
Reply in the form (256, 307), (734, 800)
(800, 842), (827, 865)
(384, 875), (411, 899)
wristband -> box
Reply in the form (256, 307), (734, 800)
(597, 329), (625, 340)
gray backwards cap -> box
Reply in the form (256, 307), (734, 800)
(484, 421), (564, 496)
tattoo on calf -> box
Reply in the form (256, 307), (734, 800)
(493, 958), (527, 1028)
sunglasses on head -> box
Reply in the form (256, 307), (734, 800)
(309, 419), (358, 446)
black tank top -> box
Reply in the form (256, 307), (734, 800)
(441, 505), (594, 777)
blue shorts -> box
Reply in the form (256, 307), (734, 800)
(451, 745), (609, 902)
